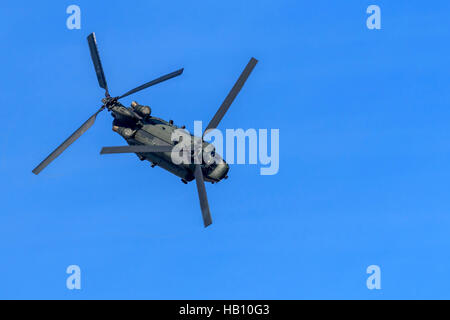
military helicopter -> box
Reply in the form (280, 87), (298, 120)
(33, 33), (258, 228)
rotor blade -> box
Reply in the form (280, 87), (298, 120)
(100, 145), (173, 155)
(118, 69), (184, 99)
(33, 107), (105, 175)
(204, 58), (258, 135)
(87, 33), (109, 96)
(194, 165), (213, 228)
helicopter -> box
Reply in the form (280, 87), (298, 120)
(32, 32), (258, 228)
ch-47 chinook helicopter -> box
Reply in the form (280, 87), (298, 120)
(32, 33), (258, 228)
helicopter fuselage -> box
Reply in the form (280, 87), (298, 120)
(107, 100), (229, 184)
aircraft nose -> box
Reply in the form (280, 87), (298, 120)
(210, 162), (229, 181)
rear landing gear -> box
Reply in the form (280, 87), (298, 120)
(181, 179), (188, 185)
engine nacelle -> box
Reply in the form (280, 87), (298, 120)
(111, 104), (140, 123)
(112, 126), (135, 138)
(131, 101), (151, 118)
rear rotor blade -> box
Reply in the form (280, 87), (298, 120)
(204, 58), (258, 135)
(194, 165), (213, 228)
(118, 69), (184, 99)
(33, 107), (105, 175)
(87, 33), (109, 96)
(100, 145), (173, 154)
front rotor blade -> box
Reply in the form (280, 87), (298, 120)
(32, 107), (105, 175)
(204, 58), (258, 135)
(118, 69), (184, 99)
(87, 33), (109, 96)
(194, 165), (213, 228)
(100, 145), (173, 154)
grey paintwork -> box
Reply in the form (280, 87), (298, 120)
(109, 100), (229, 183)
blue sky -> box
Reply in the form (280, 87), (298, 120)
(1, 0), (450, 299)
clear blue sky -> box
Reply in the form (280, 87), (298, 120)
(1, 0), (450, 299)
